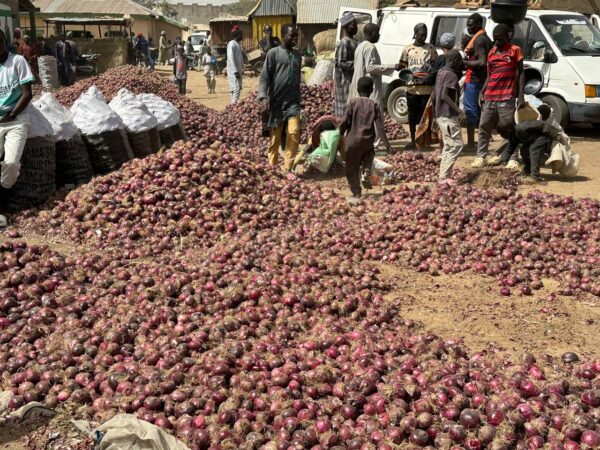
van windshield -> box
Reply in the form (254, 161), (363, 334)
(190, 35), (206, 46)
(541, 15), (600, 55)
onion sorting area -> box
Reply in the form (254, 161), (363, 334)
(2, 66), (600, 449)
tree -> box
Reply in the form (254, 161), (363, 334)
(224, 0), (297, 16)
(133, 0), (177, 18)
(224, 0), (257, 15)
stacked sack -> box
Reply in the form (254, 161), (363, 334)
(137, 93), (186, 148)
(109, 88), (159, 158)
(34, 93), (93, 187)
(71, 86), (133, 174)
(2, 105), (56, 211)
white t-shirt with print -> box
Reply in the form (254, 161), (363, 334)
(0, 53), (34, 118)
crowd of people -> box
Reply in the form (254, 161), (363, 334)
(251, 15), (569, 201)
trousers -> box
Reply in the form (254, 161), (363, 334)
(204, 67), (216, 93)
(436, 116), (464, 180)
(463, 82), (484, 127)
(229, 78), (242, 104)
(268, 116), (300, 172)
(407, 93), (429, 142)
(176, 78), (186, 95)
(346, 143), (374, 197)
(520, 135), (551, 179)
(0, 112), (30, 189)
(477, 99), (516, 158)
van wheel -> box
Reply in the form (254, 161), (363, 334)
(541, 95), (568, 129)
(386, 86), (409, 124)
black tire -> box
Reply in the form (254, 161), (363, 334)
(541, 95), (568, 129)
(386, 86), (409, 124)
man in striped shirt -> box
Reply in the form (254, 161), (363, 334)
(472, 23), (525, 168)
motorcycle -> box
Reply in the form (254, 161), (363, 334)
(186, 52), (201, 71)
(75, 54), (100, 76)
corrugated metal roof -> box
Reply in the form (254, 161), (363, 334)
(248, 0), (295, 17)
(32, 0), (159, 16)
(297, 0), (377, 24)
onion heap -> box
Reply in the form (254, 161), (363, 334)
(9, 66), (599, 450)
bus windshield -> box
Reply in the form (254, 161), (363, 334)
(541, 15), (600, 55)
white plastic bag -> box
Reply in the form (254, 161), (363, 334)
(38, 56), (59, 90)
(137, 93), (180, 130)
(33, 93), (79, 141)
(71, 86), (124, 135)
(308, 59), (334, 86)
(109, 88), (158, 133)
(26, 104), (55, 139)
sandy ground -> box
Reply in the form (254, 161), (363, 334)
(172, 66), (600, 359)
(1, 68), (599, 450)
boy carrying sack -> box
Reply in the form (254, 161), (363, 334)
(339, 77), (390, 201)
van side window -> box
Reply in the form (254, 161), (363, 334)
(346, 12), (375, 44)
(525, 22), (550, 61)
(510, 20), (529, 52)
(432, 16), (472, 49)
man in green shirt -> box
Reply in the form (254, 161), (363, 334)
(258, 24), (301, 176)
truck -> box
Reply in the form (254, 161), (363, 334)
(337, 6), (600, 128)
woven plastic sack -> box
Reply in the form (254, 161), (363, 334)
(71, 86), (124, 135)
(308, 59), (334, 86)
(2, 137), (56, 211)
(38, 56), (59, 91)
(137, 93), (180, 130)
(127, 130), (153, 158)
(307, 130), (340, 173)
(26, 104), (54, 140)
(82, 129), (133, 175)
(148, 128), (160, 153)
(55, 134), (94, 186)
(33, 93), (78, 141)
(109, 88), (158, 133)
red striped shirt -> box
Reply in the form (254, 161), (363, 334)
(483, 44), (523, 102)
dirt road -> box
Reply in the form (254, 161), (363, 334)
(167, 66), (600, 202)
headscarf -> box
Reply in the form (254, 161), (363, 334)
(440, 33), (455, 49)
(414, 23), (427, 36)
(340, 12), (355, 28)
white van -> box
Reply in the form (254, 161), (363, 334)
(337, 6), (600, 128)
(189, 31), (209, 52)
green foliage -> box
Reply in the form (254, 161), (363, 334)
(224, 0), (258, 15)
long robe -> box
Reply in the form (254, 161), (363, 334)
(348, 41), (396, 111)
(333, 36), (357, 118)
(226, 40), (244, 95)
(257, 46), (302, 129)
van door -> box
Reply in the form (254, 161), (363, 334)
(335, 7), (377, 43)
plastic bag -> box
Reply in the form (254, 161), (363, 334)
(26, 104), (55, 139)
(38, 56), (59, 90)
(308, 59), (334, 86)
(33, 93), (79, 141)
(71, 86), (124, 135)
(137, 93), (180, 130)
(109, 88), (158, 133)
(307, 130), (340, 173)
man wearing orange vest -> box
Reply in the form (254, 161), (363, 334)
(462, 13), (492, 150)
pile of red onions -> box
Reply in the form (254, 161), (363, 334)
(9, 65), (599, 450)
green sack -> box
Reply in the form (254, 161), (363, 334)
(307, 130), (340, 173)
